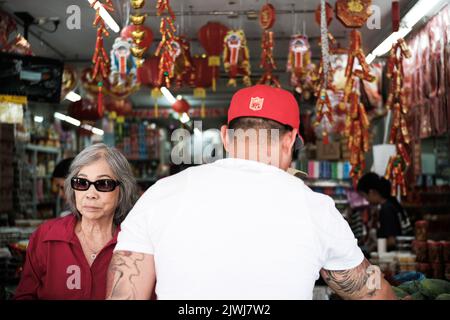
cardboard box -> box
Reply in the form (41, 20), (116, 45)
(316, 141), (341, 160)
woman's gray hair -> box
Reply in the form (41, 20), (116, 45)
(64, 143), (138, 225)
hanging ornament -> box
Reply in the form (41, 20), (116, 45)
(313, 0), (335, 145)
(198, 22), (229, 92)
(109, 37), (138, 87)
(340, 30), (374, 111)
(128, 0), (148, 67)
(172, 36), (195, 89)
(223, 29), (252, 87)
(344, 80), (370, 186)
(121, 24), (153, 51)
(137, 55), (161, 117)
(258, 3), (279, 87)
(287, 35), (316, 97)
(90, 0), (116, 118)
(171, 98), (190, 114)
(384, 38), (412, 196)
(336, 0), (372, 28)
(192, 55), (213, 118)
(60, 66), (78, 101)
(155, 0), (177, 88)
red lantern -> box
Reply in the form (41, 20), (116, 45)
(198, 22), (229, 91)
(121, 25), (154, 50)
(192, 56), (213, 88)
(171, 98), (190, 114)
(191, 55), (213, 118)
(137, 55), (160, 87)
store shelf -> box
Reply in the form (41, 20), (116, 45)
(25, 144), (60, 154)
(304, 180), (352, 188)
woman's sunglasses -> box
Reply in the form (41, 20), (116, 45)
(71, 177), (120, 192)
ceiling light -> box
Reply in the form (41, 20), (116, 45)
(64, 91), (82, 102)
(86, 0), (120, 33)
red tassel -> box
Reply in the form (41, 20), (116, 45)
(98, 81), (103, 117)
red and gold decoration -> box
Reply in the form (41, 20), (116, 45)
(172, 36), (195, 89)
(171, 98), (190, 114)
(385, 38), (412, 196)
(335, 0), (374, 186)
(223, 29), (252, 87)
(287, 35), (316, 98)
(313, 1), (335, 145)
(340, 29), (374, 110)
(345, 81), (370, 186)
(61, 67), (78, 101)
(192, 55), (214, 118)
(198, 22), (229, 92)
(0, 10), (17, 48)
(258, 3), (279, 87)
(128, 0), (149, 67)
(89, 0), (117, 118)
(138, 55), (162, 116)
(336, 0), (372, 28)
(109, 37), (139, 88)
(155, 0), (177, 88)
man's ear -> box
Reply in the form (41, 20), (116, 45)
(282, 129), (298, 153)
(220, 125), (230, 153)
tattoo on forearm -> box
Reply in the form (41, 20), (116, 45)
(320, 259), (378, 300)
(107, 251), (145, 300)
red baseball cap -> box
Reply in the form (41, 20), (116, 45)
(227, 84), (304, 149)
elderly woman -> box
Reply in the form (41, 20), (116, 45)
(14, 143), (138, 299)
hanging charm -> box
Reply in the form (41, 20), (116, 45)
(90, 0), (116, 118)
(223, 30), (251, 87)
(155, 0), (177, 87)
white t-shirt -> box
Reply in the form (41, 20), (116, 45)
(115, 158), (364, 300)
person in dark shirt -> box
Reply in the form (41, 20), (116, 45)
(357, 172), (412, 251)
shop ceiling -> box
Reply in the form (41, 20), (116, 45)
(2, 0), (418, 109)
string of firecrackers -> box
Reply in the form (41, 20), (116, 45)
(258, 3), (280, 87)
(313, 0), (335, 145)
(384, 38), (412, 196)
(90, 0), (115, 117)
(223, 29), (252, 87)
(342, 32), (373, 186)
(155, 0), (177, 88)
(333, 0), (374, 187)
(345, 80), (370, 187)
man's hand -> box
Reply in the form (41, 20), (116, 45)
(320, 258), (397, 300)
(106, 250), (156, 300)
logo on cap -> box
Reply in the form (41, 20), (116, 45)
(249, 97), (264, 111)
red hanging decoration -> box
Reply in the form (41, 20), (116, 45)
(258, 3), (279, 87)
(385, 38), (412, 196)
(156, 0), (177, 88)
(198, 22), (229, 92)
(192, 55), (213, 118)
(223, 29), (252, 87)
(89, 0), (115, 118)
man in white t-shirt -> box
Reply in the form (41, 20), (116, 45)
(106, 85), (396, 300)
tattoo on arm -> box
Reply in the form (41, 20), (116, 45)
(106, 251), (145, 300)
(320, 259), (379, 300)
